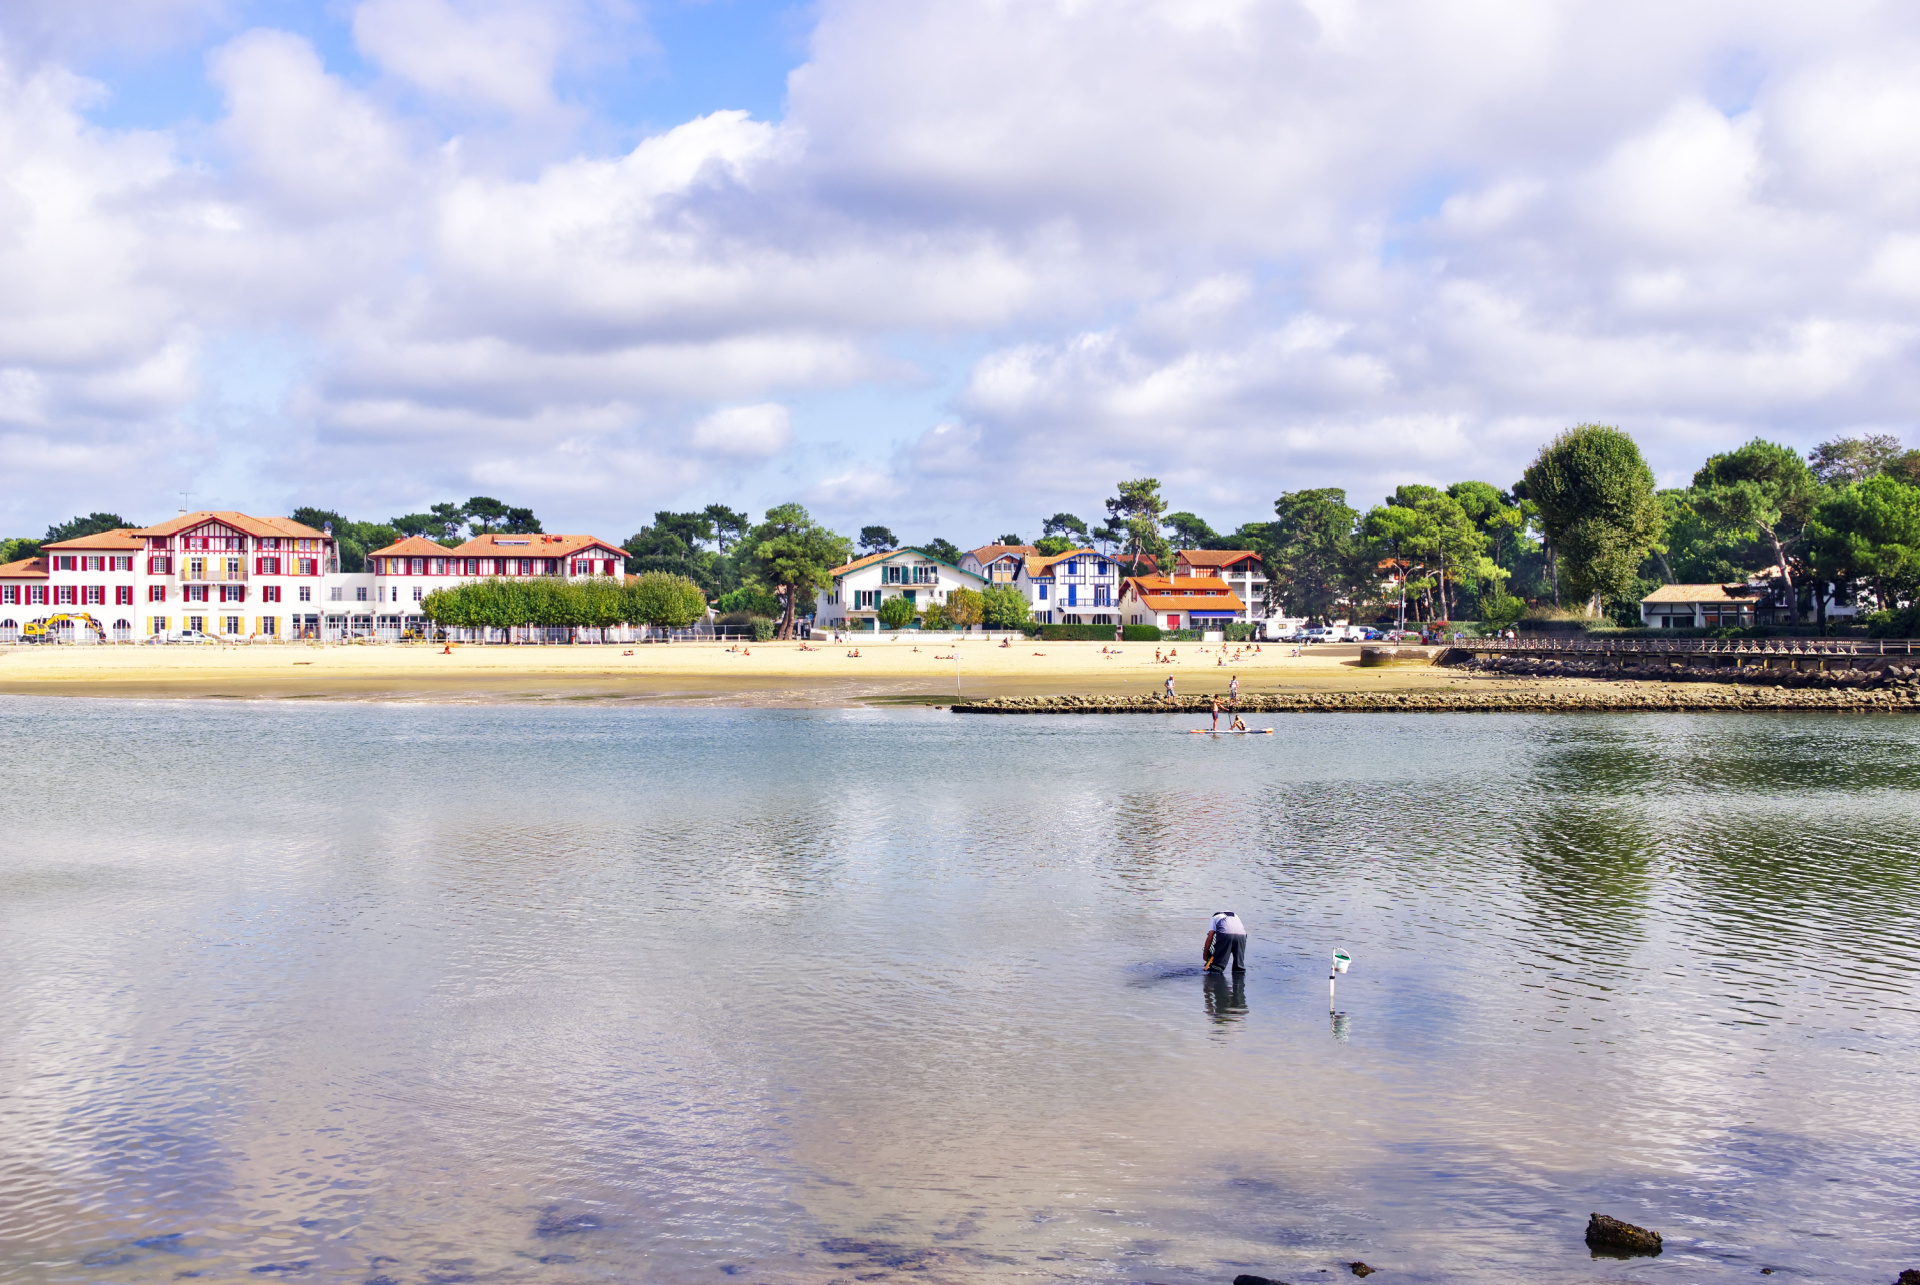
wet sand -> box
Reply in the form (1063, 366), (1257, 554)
(0, 638), (1508, 705)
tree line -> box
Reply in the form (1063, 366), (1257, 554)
(420, 573), (708, 633)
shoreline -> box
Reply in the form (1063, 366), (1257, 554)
(2, 639), (1914, 711)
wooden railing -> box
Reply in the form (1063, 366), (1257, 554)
(1464, 636), (1916, 657)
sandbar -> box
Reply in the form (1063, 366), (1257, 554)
(0, 638), (1520, 706)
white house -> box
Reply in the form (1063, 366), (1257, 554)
(1120, 573), (1246, 632)
(815, 547), (987, 631)
(1016, 548), (1122, 625)
(1639, 580), (1858, 629)
(356, 531), (628, 638)
(1174, 550), (1271, 623)
(960, 543), (1037, 583)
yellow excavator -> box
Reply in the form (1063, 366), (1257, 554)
(22, 613), (107, 643)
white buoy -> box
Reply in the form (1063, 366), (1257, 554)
(1329, 949), (1351, 1012)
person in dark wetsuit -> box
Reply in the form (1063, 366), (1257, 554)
(1204, 910), (1247, 974)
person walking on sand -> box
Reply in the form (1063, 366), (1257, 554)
(1165, 674), (1176, 700)
(1229, 673), (1239, 702)
(1204, 910), (1247, 974)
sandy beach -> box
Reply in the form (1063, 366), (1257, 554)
(0, 637), (1516, 705)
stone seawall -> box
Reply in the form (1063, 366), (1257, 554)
(1459, 654), (1920, 690)
(950, 687), (1920, 714)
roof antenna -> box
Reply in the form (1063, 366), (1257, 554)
(178, 490), (193, 515)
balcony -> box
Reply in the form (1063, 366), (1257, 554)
(180, 565), (248, 583)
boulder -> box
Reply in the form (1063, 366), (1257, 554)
(1232, 1276), (1287, 1285)
(1895, 1271), (1920, 1285)
(1585, 1213), (1661, 1257)
(1349, 1262), (1376, 1276)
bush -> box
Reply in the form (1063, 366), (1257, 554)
(980, 584), (1032, 628)
(1038, 623), (1120, 640)
(717, 586), (780, 617)
(750, 616), (777, 642)
(1121, 624), (1162, 641)
(1867, 606), (1920, 637)
(1222, 622), (1259, 642)
(877, 595), (916, 628)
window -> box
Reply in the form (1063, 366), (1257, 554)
(1097, 561), (1108, 575)
(112, 556), (132, 571)
(1094, 586), (1111, 606)
(187, 615), (205, 632)
(220, 585), (244, 603)
(854, 589), (879, 610)
(259, 616), (277, 636)
(410, 558), (424, 575)
(299, 586), (310, 601)
(55, 585), (75, 605)
(0, 586), (15, 604)
(187, 585), (208, 602)
(1065, 561), (1078, 575)
(151, 616), (167, 635)
(1067, 584), (1077, 607)
(262, 538), (279, 551)
(189, 557), (204, 579)
(298, 558), (315, 576)
(257, 557), (280, 575)
(224, 616), (241, 634)
(149, 585), (167, 602)
(263, 586), (281, 603)
(1038, 584), (1048, 600)
(55, 556), (75, 571)
(298, 539), (312, 551)
(355, 586), (368, 602)
(29, 586), (47, 605)
(80, 556), (102, 571)
(412, 586), (423, 601)
(115, 585), (133, 605)
(148, 556), (171, 574)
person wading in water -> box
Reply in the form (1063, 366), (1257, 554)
(1204, 910), (1247, 975)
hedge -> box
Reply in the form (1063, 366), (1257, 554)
(1038, 623), (1123, 640)
(1121, 624), (1162, 642)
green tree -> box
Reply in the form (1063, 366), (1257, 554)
(716, 585), (781, 616)
(1163, 511), (1217, 549)
(945, 586), (985, 627)
(1884, 451), (1920, 489)
(1522, 425), (1663, 614)
(1042, 513), (1088, 541)
(1268, 488), (1360, 622)
(997, 532), (1025, 546)
(877, 594), (916, 628)
(1809, 433), (1905, 487)
(0, 536), (43, 565)
(626, 571), (709, 628)
(920, 598), (952, 629)
(44, 512), (132, 543)
(921, 537), (963, 565)
(1033, 536), (1077, 556)
(741, 503), (852, 638)
(859, 525), (898, 554)
(1691, 438), (1820, 623)
(704, 504), (750, 551)
(980, 583), (1032, 628)
(1809, 474), (1920, 615)
(1105, 478), (1168, 569)
(463, 497), (542, 535)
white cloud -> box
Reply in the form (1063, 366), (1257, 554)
(691, 403), (792, 458)
(353, 0), (569, 116)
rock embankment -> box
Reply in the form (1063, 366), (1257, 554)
(949, 686), (1920, 714)
(1460, 654), (1920, 691)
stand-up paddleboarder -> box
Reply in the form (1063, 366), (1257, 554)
(1204, 910), (1247, 974)
(1211, 697), (1222, 732)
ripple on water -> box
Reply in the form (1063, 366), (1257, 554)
(0, 702), (1917, 1284)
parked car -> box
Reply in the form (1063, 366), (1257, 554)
(149, 629), (217, 644)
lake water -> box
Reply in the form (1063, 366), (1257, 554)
(1, 699), (1917, 1285)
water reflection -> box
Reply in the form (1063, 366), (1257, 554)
(1202, 971), (1247, 1024)
(2, 702), (1919, 1285)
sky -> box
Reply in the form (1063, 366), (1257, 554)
(3, 0), (1919, 545)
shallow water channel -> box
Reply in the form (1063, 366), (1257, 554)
(1, 699), (1917, 1284)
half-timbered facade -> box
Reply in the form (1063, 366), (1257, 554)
(130, 512), (336, 640)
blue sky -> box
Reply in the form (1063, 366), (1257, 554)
(1, 0), (1917, 543)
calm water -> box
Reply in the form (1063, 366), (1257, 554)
(1, 699), (1917, 1285)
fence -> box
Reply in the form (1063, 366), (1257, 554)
(1466, 636), (1917, 657)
